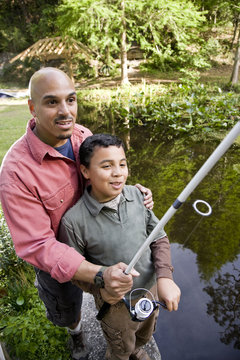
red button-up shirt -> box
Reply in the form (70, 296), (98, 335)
(0, 119), (92, 283)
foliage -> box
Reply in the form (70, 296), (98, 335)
(57, 0), (208, 71)
(193, 0), (240, 25)
(0, 0), (237, 78)
(0, 210), (69, 359)
(57, 0), (120, 62)
(0, 302), (69, 360)
(0, 211), (31, 287)
(1, 58), (42, 87)
(77, 82), (240, 139)
(0, 0), (60, 53)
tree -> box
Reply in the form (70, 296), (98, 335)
(120, 0), (129, 85)
(230, 27), (240, 85)
(57, 0), (206, 79)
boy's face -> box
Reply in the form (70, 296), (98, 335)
(81, 145), (128, 202)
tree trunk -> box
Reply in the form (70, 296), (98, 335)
(231, 15), (239, 50)
(66, 59), (75, 83)
(120, 0), (129, 85)
(230, 28), (240, 85)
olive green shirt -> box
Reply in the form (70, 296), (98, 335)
(59, 185), (167, 298)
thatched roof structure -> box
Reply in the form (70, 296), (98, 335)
(10, 36), (99, 80)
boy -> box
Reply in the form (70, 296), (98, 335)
(59, 134), (180, 360)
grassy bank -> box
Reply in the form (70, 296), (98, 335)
(0, 100), (29, 163)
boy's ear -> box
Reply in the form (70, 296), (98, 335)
(80, 164), (90, 179)
(28, 99), (36, 117)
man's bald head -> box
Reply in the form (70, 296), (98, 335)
(29, 67), (74, 102)
(27, 67), (77, 147)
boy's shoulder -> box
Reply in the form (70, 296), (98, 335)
(62, 195), (86, 224)
(123, 185), (144, 201)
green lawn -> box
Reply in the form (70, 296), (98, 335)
(0, 101), (29, 164)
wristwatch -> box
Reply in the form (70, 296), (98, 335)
(94, 266), (107, 288)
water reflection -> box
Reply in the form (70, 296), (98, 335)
(203, 266), (240, 349)
(79, 118), (240, 359)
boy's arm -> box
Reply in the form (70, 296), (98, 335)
(150, 237), (181, 311)
(146, 208), (181, 311)
(157, 277), (181, 312)
(150, 236), (173, 279)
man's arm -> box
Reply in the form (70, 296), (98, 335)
(0, 184), (84, 283)
(73, 260), (139, 300)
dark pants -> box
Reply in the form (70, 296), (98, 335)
(34, 268), (83, 327)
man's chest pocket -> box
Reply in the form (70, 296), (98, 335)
(42, 182), (75, 232)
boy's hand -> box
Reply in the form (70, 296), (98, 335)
(103, 262), (140, 298)
(135, 183), (154, 210)
(157, 278), (181, 312)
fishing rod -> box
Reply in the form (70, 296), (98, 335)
(97, 121), (240, 321)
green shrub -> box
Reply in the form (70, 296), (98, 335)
(1, 302), (69, 360)
(77, 83), (240, 139)
(0, 211), (70, 359)
(1, 58), (41, 87)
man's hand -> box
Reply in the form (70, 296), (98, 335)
(135, 183), (154, 210)
(157, 278), (181, 312)
(103, 262), (140, 299)
(99, 288), (122, 305)
(73, 260), (139, 301)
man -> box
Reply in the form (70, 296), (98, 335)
(0, 67), (153, 360)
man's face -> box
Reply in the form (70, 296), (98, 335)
(28, 71), (77, 147)
(81, 145), (128, 202)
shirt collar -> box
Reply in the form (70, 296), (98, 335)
(26, 118), (78, 164)
(82, 186), (134, 217)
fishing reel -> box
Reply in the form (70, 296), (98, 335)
(123, 288), (167, 322)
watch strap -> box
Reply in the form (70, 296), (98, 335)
(94, 266), (107, 288)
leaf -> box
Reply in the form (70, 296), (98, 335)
(16, 296), (24, 306)
(233, 164), (240, 174)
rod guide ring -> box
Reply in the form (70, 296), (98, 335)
(193, 200), (212, 216)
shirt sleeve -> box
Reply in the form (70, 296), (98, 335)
(145, 208), (173, 279)
(0, 183), (85, 283)
(150, 236), (174, 279)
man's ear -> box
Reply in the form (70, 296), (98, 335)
(80, 164), (90, 179)
(28, 99), (36, 117)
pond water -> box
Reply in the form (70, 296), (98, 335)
(80, 118), (240, 360)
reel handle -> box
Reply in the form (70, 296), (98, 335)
(96, 301), (111, 320)
(96, 270), (129, 320)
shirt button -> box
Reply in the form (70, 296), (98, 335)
(60, 199), (64, 203)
